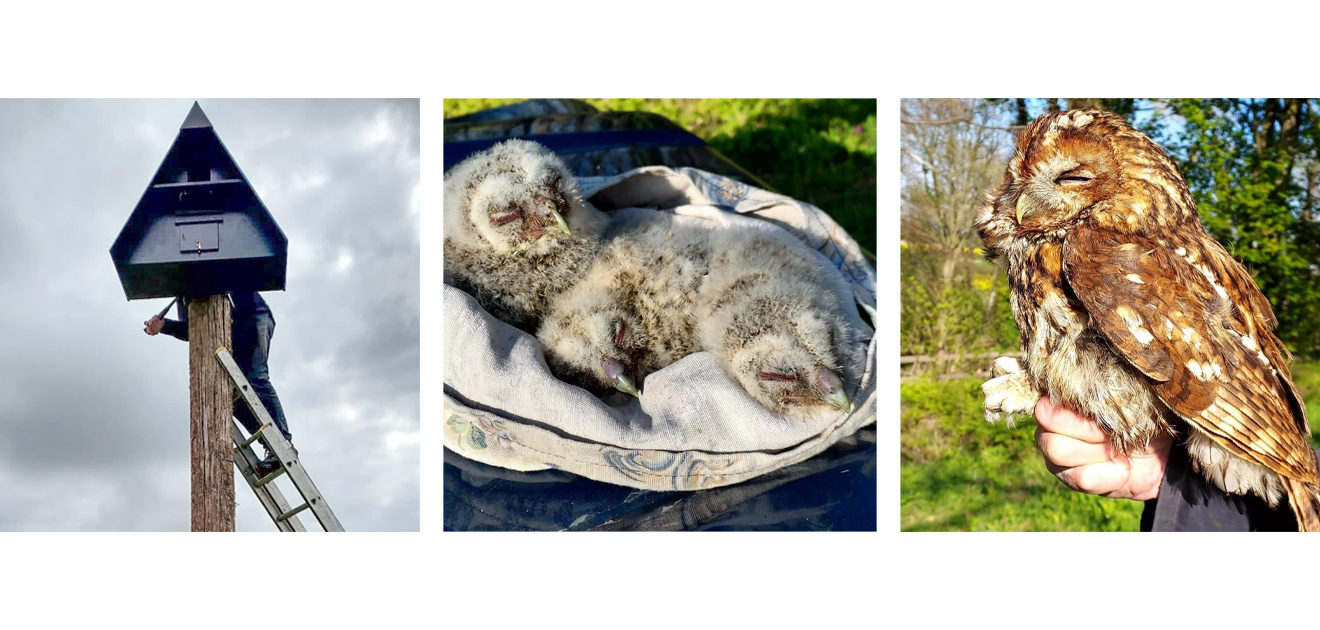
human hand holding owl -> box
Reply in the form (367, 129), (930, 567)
(1034, 398), (1169, 501)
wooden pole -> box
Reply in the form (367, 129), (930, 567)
(189, 294), (234, 531)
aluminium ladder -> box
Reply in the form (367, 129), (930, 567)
(216, 348), (344, 532)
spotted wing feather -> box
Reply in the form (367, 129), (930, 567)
(1064, 226), (1318, 485)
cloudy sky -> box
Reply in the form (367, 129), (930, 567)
(0, 99), (418, 531)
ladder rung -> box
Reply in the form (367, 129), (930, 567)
(218, 348), (344, 532)
(237, 427), (266, 450)
(277, 502), (310, 522)
(254, 467), (285, 487)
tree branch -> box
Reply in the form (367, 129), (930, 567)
(900, 117), (1024, 132)
(901, 145), (938, 175)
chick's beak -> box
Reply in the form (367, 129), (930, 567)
(551, 209), (571, 235)
(823, 388), (852, 413)
(602, 357), (640, 396)
(613, 374), (640, 396)
(814, 366), (853, 413)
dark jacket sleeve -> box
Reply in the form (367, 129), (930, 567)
(161, 319), (188, 341)
(160, 297), (188, 341)
(1141, 445), (1316, 531)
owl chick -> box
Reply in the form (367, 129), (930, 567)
(444, 139), (611, 329)
(695, 227), (855, 419)
(537, 210), (709, 396)
(538, 208), (853, 419)
(536, 275), (649, 397)
(977, 109), (1320, 531)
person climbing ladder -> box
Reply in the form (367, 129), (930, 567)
(143, 291), (293, 475)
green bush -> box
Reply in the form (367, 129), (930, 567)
(1287, 361), (1320, 449)
(900, 248), (1018, 369)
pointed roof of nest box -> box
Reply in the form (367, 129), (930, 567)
(109, 101), (288, 300)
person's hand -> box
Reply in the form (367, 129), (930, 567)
(1034, 397), (1170, 501)
(143, 315), (164, 336)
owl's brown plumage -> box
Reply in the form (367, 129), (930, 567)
(977, 109), (1320, 531)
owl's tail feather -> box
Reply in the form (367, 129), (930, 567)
(1284, 477), (1320, 533)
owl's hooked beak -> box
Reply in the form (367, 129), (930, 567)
(551, 210), (571, 235)
(534, 194), (572, 236)
(614, 373), (640, 396)
(602, 356), (640, 396)
(1015, 195), (1030, 224)
(814, 366), (853, 413)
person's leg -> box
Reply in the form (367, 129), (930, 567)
(230, 318), (262, 436)
(247, 312), (291, 442)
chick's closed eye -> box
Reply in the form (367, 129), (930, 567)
(490, 206), (523, 226)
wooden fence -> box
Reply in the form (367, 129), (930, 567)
(899, 351), (1021, 382)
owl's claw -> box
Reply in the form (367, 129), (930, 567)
(982, 359), (1040, 425)
(990, 356), (1023, 378)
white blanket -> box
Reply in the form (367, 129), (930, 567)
(443, 166), (876, 491)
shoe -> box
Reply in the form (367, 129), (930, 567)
(253, 439), (298, 477)
(254, 453), (282, 476)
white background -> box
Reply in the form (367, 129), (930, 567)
(2, 1), (1317, 628)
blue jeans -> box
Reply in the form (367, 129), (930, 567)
(232, 312), (291, 443)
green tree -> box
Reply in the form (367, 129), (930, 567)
(900, 99), (1019, 369)
(1149, 99), (1320, 355)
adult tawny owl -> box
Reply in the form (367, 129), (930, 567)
(976, 109), (1320, 531)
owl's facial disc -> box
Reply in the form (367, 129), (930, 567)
(480, 171), (577, 253)
(1012, 158), (1110, 228)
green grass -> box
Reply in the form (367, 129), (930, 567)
(443, 98), (876, 254)
(902, 362), (1320, 531)
(1288, 361), (1320, 449)
(901, 378), (1143, 531)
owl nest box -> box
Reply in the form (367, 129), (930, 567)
(110, 102), (287, 300)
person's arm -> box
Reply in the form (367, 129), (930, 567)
(143, 298), (188, 341)
(160, 318), (187, 341)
